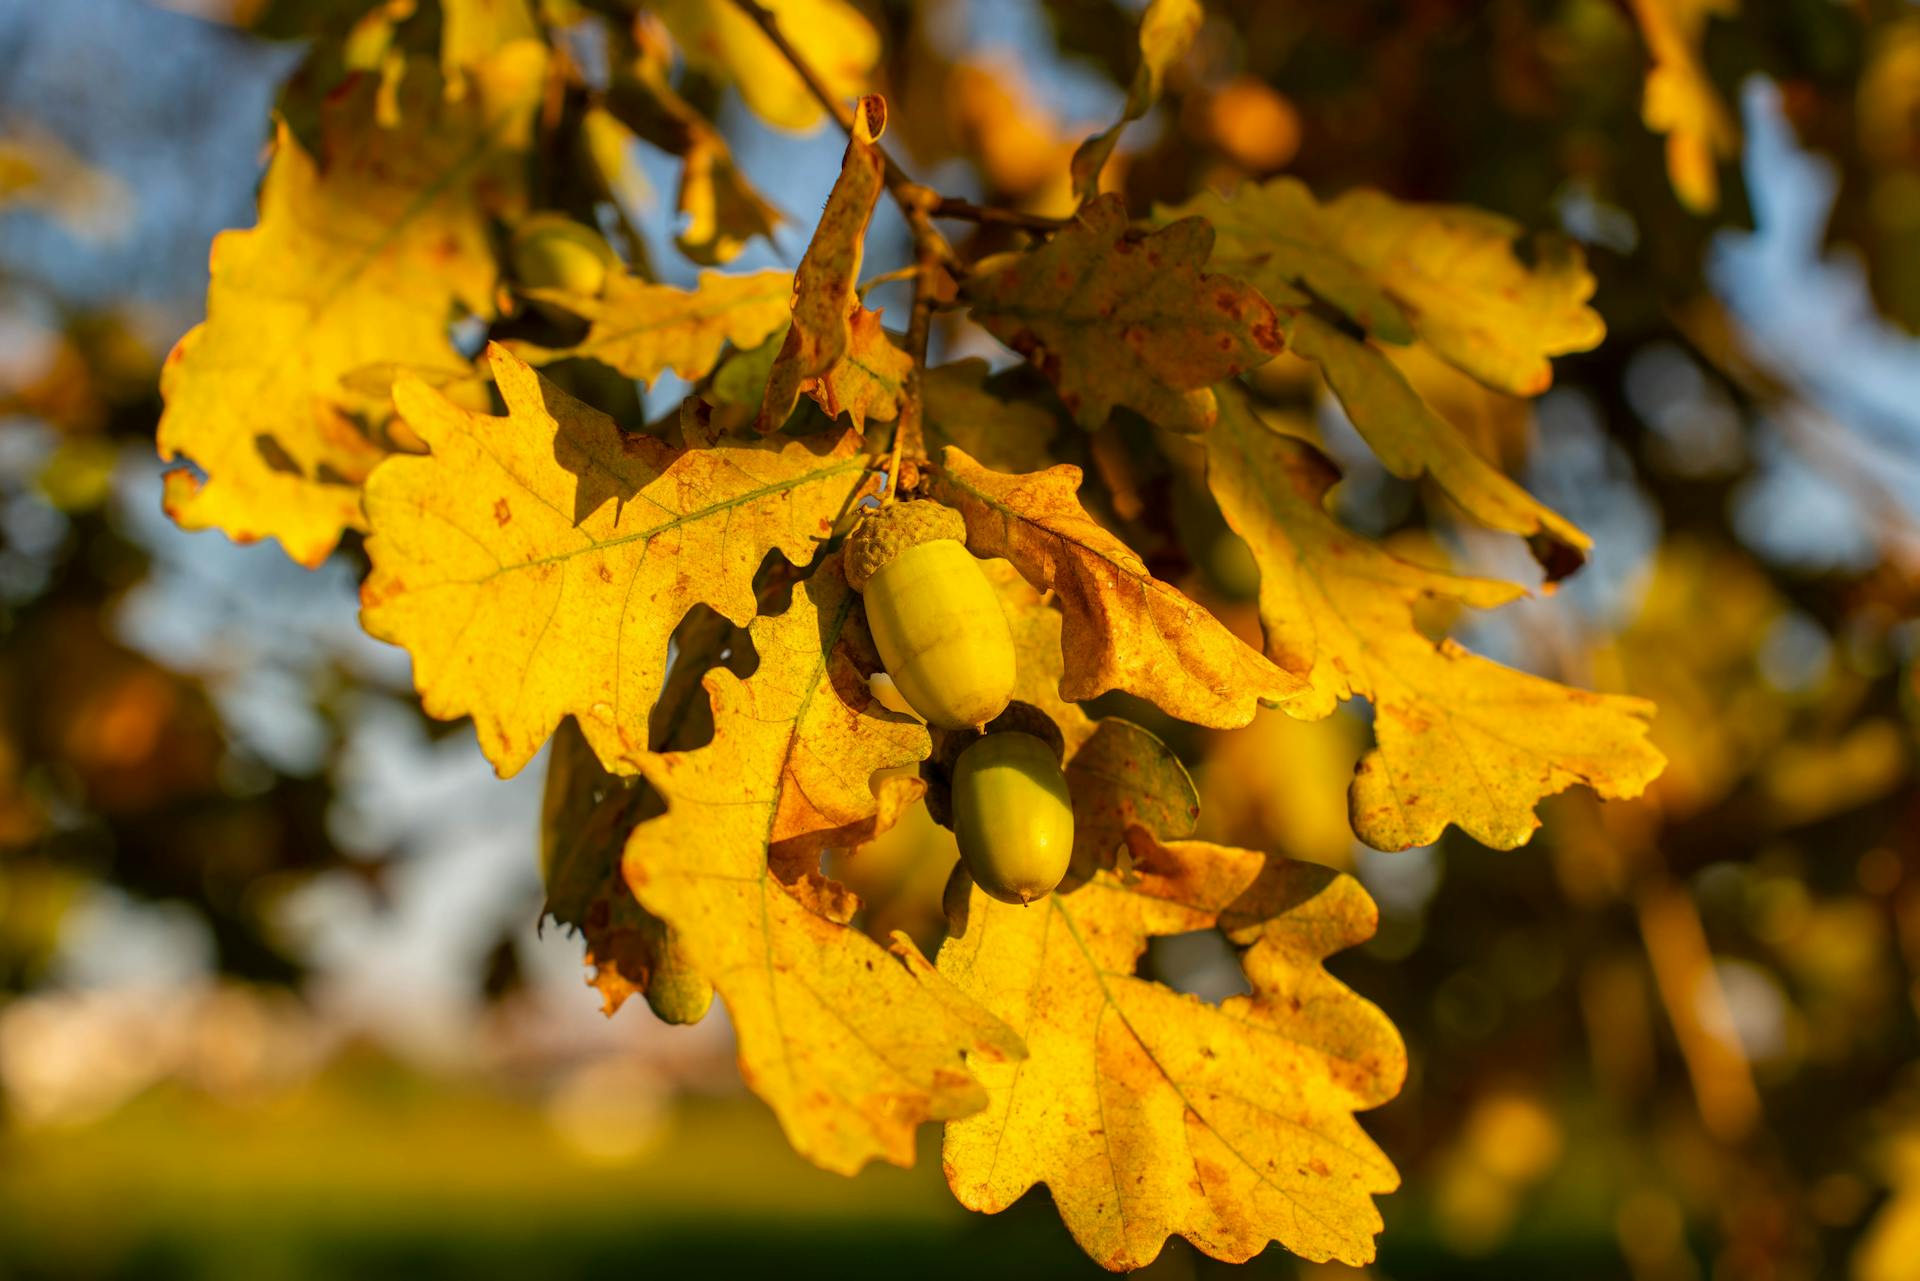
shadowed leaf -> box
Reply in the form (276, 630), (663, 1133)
(966, 195), (1282, 432)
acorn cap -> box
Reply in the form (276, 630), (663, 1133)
(843, 500), (967, 591)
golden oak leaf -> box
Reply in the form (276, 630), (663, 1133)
(1204, 385), (1665, 851)
(759, 95), (889, 434)
(939, 830), (1404, 1270)
(360, 344), (871, 778)
(1629, 0), (1740, 213)
(157, 42), (544, 568)
(1161, 179), (1604, 395)
(1070, 0), (1203, 200)
(441, 0), (536, 96)
(923, 360), (1062, 475)
(604, 57), (783, 265)
(654, 0), (878, 133)
(516, 268), (792, 387)
(540, 593), (752, 1015)
(1286, 313), (1590, 581)
(624, 555), (1023, 1174)
(965, 195), (1283, 433)
(930, 447), (1303, 728)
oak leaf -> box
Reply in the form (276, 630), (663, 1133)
(360, 344), (870, 778)
(923, 360), (1062, 475)
(516, 268), (793, 387)
(758, 96), (890, 433)
(157, 42), (545, 568)
(1070, 0), (1203, 200)
(1162, 179), (1604, 396)
(794, 304), (914, 432)
(1628, 0), (1740, 213)
(1286, 313), (1590, 581)
(654, 0), (879, 134)
(1204, 385), (1665, 850)
(965, 195), (1283, 432)
(929, 447), (1303, 727)
(623, 554), (1023, 1174)
(939, 830), (1404, 1270)
(603, 55), (783, 265)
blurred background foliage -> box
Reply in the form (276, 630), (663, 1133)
(1, 0), (1918, 1277)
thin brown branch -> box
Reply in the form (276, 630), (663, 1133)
(891, 244), (940, 472)
(928, 196), (1072, 233)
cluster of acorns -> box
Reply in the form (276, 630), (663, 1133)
(511, 217), (1075, 908)
(846, 501), (1074, 907)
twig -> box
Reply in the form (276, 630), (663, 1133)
(888, 243), (940, 477)
(929, 196), (1072, 233)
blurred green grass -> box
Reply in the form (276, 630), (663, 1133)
(0, 1052), (1636, 1279)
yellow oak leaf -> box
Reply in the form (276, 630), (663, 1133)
(759, 95), (889, 434)
(1070, 0), (1203, 200)
(157, 42), (545, 568)
(929, 447), (1304, 728)
(360, 344), (871, 778)
(1629, 0), (1740, 213)
(965, 195), (1283, 432)
(604, 56), (783, 265)
(939, 829), (1404, 1270)
(655, 0), (878, 134)
(516, 268), (793, 386)
(440, 0), (536, 97)
(1286, 313), (1590, 581)
(623, 554), (1024, 1175)
(1162, 179), (1604, 395)
(923, 360), (1063, 475)
(1204, 385), (1665, 851)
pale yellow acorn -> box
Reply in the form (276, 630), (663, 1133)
(511, 212), (618, 299)
(951, 731), (1074, 905)
(643, 924), (713, 1026)
(845, 501), (1015, 731)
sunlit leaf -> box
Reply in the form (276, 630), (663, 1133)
(1161, 179), (1604, 395)
(1628, 0), (1740, 213)
(1069, 0), (1203, 200)
(624, 554), (1024, 1175)
(654, 0), (878, 133)
(930, 447), (1304, 727)
(516, 268), (792, 387)
(759, 95), (890, 433)
(157, 42), (545, 567)
(1204, 386), (1664, 850)
(940, 829), (1404, 1270)
(361, 345), (871, 778)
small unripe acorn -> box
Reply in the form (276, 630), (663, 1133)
(511, 212), (618, 299)
(644, 926), (713, 1026)
(846, 501), (1015, 731)
(951, 730), (1075, 905)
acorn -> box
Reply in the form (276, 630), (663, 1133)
(951, 729), (1074, 905)
(845, 501), (1015, 731)
(510, 212), (619, 300)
